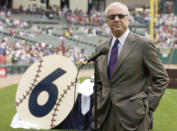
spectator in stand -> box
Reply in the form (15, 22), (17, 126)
(0, 52), (6, 64)
(9, 28), (15, 35)
(6, 10), (11, 18)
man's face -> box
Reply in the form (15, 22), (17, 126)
(106, 6), (130, 37)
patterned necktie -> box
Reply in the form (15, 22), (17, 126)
(108, 39), (119, 80)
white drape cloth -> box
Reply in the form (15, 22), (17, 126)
(78, 76), (94, 115)
(10, 113), (40, 129)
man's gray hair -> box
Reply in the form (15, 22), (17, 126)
(105, 2), (130, 17)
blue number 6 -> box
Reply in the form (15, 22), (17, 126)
(29, 68), (66, 117)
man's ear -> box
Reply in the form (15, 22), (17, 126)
(128, 16), (130, 22)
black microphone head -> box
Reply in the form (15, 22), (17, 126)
(86, 46), (109, 63)
(100, 46), (109, 55)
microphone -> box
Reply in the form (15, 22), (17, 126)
(80, 46), (109, 67)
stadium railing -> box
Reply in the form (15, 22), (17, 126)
(0, 63), (94, 76)
(0, 64), (30, 75)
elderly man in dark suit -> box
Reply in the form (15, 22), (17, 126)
(93, 2), (169, 131)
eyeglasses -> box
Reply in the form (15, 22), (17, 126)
(107, 14), (127, 20)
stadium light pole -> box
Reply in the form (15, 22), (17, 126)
(150, 0), (154, 41)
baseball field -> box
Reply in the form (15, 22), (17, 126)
(0, 77), (177, 131)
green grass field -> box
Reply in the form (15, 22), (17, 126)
(0, 79), (177, 131)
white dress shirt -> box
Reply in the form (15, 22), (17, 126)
(108, 29), (130, 63)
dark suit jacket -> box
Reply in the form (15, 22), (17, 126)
(93, 31), (169, 130)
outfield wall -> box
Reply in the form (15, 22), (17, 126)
(166, 69), (177, 89)
(157, 47), (177, 64)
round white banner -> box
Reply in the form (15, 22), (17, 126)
(16, 55), (79, 129)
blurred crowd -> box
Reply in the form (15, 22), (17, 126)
(0, 36), (87, 65)
(0, 5), (177, 65)
(154, 13), (177, 47)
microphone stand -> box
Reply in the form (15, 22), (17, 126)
(80, 46), (109, 130)
(91, 60), (98, 131)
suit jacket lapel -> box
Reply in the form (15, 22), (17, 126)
(113, 32), (136, 77)
(101, 53), (109, 79)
